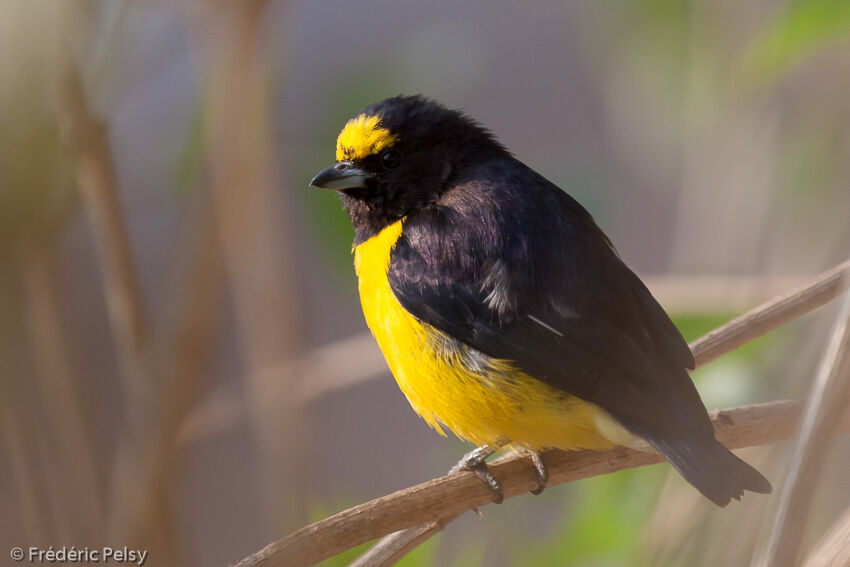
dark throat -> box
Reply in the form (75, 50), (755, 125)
(340, 191), (408, 245)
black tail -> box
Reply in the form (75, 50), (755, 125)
(649, 437), (772, 507)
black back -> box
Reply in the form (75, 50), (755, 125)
(387, 155), (709, 442)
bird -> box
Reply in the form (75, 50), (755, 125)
(309, 95), (771, 507)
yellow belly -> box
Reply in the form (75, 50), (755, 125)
(354, 220), (623, 451)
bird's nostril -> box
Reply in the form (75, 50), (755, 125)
(334, 162), (349, 171)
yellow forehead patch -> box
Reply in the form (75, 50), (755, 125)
(336, 114), (398, 162)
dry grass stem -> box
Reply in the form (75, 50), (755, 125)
(197, 0), (311, 527)
(54, 41), (223, 558)
(55, 53), (165, 548)
(56, 58), (150, 392)
(21, 247), (104, 537)
(1, 402), (49, 541)
(757, 281), (850, 567)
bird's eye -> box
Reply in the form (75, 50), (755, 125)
(380, 150), (401, 170)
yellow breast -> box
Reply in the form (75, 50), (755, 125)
(354, 220), (621, 451)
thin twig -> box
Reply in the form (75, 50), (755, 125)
(756, 279), (850, 567)
(354, 259), (850, 567)
(348, 521), (451, 567)
(691, 259), (850, 367)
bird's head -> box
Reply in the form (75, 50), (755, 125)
(310, 95), (505, 242)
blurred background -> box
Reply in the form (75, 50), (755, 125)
(1, 0), (849, 565)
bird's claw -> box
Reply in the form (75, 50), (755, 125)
(529, 450), (548, 495)
(450, 446), (503, 504)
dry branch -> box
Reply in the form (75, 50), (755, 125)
(233, 400), (850, 567)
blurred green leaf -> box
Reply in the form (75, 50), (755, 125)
(514, 468), (663, 566)
(742, 0), (850, 85)
(396, 537), (437, 567)
(444, 540), (485, 567)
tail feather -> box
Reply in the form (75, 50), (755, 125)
(651, 437), (772, 507)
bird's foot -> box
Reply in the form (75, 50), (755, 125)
(529, 450), (548, 495)
(449, 445), (503, 504)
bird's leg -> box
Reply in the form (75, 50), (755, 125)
(529, 450), (548, 495)
(449, 445), (503, 504)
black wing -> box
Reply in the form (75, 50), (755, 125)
(388, 162), (709, 441)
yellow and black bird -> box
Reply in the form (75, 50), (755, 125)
(310, 95), (771, 506)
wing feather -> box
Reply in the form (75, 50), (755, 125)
(388, 164), (709, 440)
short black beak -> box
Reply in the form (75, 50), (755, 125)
(310, 162), (372, 190)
